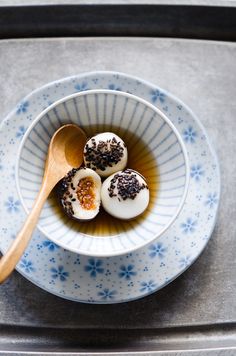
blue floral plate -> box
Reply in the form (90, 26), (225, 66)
(0, 71), (220, 303)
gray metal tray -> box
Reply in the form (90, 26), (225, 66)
(0, 6), (236, 354)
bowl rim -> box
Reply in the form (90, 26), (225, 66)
(16, 88), (190, 257)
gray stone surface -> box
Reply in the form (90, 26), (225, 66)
(0, 37), (235, 352)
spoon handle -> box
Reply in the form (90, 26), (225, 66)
(0, 179), (54, 283)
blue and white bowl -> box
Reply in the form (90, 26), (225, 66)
(16, 89), (189, 257)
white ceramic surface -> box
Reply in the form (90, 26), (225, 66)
(16, 89), (189, 257)
(0, 71), (220, 303)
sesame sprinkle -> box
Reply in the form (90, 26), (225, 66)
(58, 167), (97, 218)
(108, 169), (148, 201)
(84, 135), (125, 172)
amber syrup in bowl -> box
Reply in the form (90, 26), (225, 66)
(50, 124), (158, 237)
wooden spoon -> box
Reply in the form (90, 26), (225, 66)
(0, 124), (87, 283)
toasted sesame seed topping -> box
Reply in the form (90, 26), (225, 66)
(108, 169), (148, 200)
(84, 135), (125, 172)
(58, 168), (98, 218)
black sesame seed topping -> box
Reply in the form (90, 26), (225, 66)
(108, 169), (148, 201)
(84, 135), (125, 172)
(57, 167), (86, 218)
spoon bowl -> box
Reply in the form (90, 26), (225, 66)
(46, 124), (86, 182)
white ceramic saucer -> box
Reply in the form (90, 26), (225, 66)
(0, 71), (220, 303)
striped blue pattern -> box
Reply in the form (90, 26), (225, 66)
(17, 90), (188, 257)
